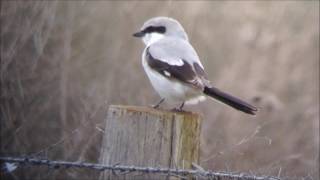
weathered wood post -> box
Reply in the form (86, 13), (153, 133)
(99, 105), (202, 179)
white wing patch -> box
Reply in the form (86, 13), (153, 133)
(159, 58), (184, 66)
(164, 71), (171, 77)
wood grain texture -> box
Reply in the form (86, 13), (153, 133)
(99, 105), (202, 180)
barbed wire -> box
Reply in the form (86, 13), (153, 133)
(0, 156), (280, 180)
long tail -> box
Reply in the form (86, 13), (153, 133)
(203, 86), (258, 115)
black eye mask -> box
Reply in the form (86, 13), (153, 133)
(143, 26), (166, 34)
(133, 26), (166, 37)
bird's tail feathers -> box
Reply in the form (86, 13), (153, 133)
(203, 86), (258, 115)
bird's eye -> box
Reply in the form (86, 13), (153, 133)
(143, 26), (166, 34)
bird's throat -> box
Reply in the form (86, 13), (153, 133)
(143, 33), (165, 46)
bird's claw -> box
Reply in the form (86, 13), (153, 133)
(152, 104), (160, 109)
(171, 107), (186, 112)
(151, 98), (165, 109)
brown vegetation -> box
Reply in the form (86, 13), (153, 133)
(1, 1), (319, 179)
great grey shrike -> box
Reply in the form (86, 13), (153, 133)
(133, 17), (257, 115)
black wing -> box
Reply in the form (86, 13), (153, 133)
(146, 47), (204, 89)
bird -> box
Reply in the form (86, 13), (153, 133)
(133, 17), (257, 115)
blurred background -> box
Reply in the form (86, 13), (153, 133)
(0, 1), (319, 179)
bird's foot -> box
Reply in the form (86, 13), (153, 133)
(171, 108), (186, 112)
(171, 102), (185, 112)
(151, 98), (165, 109)
(152, 104), (160, 109)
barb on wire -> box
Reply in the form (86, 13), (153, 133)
(0, 156), (280, 180)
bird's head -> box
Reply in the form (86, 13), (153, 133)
(133, 17), (188, 46)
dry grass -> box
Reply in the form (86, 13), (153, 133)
(1, 1), (319, 179)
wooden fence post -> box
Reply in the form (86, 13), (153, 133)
(99, 105), (202, 179)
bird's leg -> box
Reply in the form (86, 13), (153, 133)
(152, 98), (165, 109)
(179, 102), (185, 111)
(171, 102), (185, 112)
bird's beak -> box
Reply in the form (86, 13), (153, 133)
(133, 31), (145, 38)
